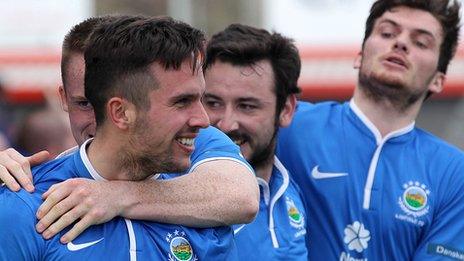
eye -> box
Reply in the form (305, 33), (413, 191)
(380, 31), (395, 39)
(413, 35), (432, 49)
(378, 24), (396, 39)
(203, 97), (223, 110)
(238, 103), (258, 112)
(414, 40), (427, 49)
(76, 100), (92, 110)
(174, 97), (192, 108)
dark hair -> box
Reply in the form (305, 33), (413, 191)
(61, 16), (116, 88)
(363, 0), (461, 74)
(205, 24), (301, 116)
(84, 15), (206, 125)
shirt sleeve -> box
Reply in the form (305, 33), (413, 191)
(413, 156), (464, 260)
(188, 126), (254, 174)
(0, 188), (44, 260)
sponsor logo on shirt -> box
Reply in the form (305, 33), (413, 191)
(340, 221), (370, 260)
(427, 243), (464, 260)
(395, 181), (430, 227)
(166, 230), (197, 261)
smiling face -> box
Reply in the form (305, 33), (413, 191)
(124, 60), (210, 175)
(355, 6), (445, 110)
(59, 53), (96, 146)
(204, 60), (294, 169)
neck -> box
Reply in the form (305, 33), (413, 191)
(87, 129), (134, 181)
(253, 155), (274, 183)
(353, 87), (421, 138)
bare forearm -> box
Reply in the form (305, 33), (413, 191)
(120, 160), (259, 227)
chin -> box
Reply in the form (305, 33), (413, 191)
(372, 71), (407, 89)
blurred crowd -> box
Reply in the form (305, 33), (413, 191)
(0, 80), (76, 157)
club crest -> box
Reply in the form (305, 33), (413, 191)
(286, 196), (305, 229)
(166, 230), (198, 261)
(398, 181), (430, 218)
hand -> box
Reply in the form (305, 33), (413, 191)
(36, 178), (123, 243)
(0, 149), (50, 192)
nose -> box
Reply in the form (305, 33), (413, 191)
(215, 108), (239, 133)
(189, 102), (210, 129)
(393, 34), (409, 54)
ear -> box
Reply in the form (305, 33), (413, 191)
(428, 72), (445, 94)
(278, 94), (297, 127)
(353, 51), (362, 69)
(107, 97), (137, 130)
(58, 86), (69, 112)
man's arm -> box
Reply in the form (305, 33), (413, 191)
(5, 127), (259, 243)
(36, 159), (259, 243)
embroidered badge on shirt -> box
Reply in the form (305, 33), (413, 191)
(166, 230), (197, 261)
(394, 181), (430, 227)
(286, 196), (305, 229)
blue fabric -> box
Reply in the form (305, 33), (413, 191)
(276, 101), (464, 260)
(233, 164), (308, 260)
(0, 126), (244, 260)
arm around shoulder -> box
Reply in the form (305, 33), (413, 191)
(120, 159), (259, 227)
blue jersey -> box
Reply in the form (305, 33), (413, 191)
(276, 101), (464, 261)
(0, 126), (251, 260)
(233, 156), (308, 260)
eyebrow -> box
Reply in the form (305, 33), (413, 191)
(170, 92), (201, 103)
(204, 93), (222, 100)
(379, 18), (437, 40)
(204, 93), (261, 104)
(237, 97), (261, 104)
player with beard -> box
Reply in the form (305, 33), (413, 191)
(276, 0), (464, 260)
(0, 16), (248, 260)
(203, 24), (308, 260)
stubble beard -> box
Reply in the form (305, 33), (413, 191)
(358, 67), (427, 112)
(120, 119), (188, 181)
(248, 125), (278, 171)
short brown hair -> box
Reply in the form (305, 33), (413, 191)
(363, 0), (461, 74)
(205, 24), (301, 116)
(84, 15), (206, 125)
(60, 16), (115, 88)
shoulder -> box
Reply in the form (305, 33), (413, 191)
(280, 101), (344, 137)
(190, 126), (251, 172)
(0, 187), (40, 220)
(413, 128), (464, 169)
(0, 188), (44, 259)
(294, 100), (344, 119)
(195, 126), (235, 149)
(32, 152), (78, 192)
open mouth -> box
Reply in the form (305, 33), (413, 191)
(176, 137), (195, 147)
(385, 56), (408, 69)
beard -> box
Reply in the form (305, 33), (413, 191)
(120, 117), (188, 181)
(358, 68), (429, 112)
(227, 125), (278, 171)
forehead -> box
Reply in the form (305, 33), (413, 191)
(63, 53), (85, 97)
(149, 60), (205, 96)
(376, 6), (443, 40)
(205, 60), (275, 99)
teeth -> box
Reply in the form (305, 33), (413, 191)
(232, 138), (244, 146)
(177, 138), (195, 146)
